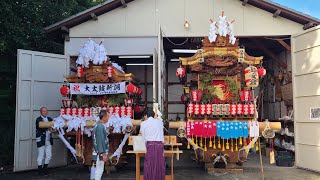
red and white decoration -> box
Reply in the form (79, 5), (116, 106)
(249, 103), (255, 115)
(124, 98), (134, 106)
(236, 103), (243, 115)
(62, 99), (73, 108)
(243, 104), (249, 116)
(77, 66), (84, 77)
(190, 90), (203, 103)
(84, 107), (90, 117)
(230, 104), (237, 116)
(194, 103), (200, 115)
(107, 66), (114, 78)
(239, 90), (253, 102)
(200, 104), (206, 115)
(188, 103), (194, 115)
(212, 104), (218, 116)
(206, 104), (212, 115)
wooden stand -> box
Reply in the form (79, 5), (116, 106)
(127, 150), (183, 180)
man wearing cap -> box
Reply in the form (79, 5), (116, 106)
(140, 108), (165, 180)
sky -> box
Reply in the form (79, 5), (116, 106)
(272, 0), (320, 19)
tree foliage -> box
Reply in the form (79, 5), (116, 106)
(0, 0), (104, 56)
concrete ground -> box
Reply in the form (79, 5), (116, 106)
(1, 151), (319, 180)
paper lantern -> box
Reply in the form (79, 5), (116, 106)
(230, 104), (237, 116)
(109, 106), (114, 115)
(66, 108), (71, 115)
(243, 104), (249, 116)
(71, 108), (78, 116)
(125, 98), (134, 106)
(194, 103), (200, 115)
(126, 106), (133, 117)
(115, 106), (120, 116)
(244, 66), (259, 88)
(200, 104), (206, 115)
(137, 88), (142, 95)
(84, 107), (90, 117)
(107, 66), (114, 78)
(77, 66), (83, 77)
(60, 108), (66, 115)
(257, 67), (266, 77)
(180, 94), (187, 104)
(60, 85), (70, 97)
(78, 108), (84, 117)
(212, 104), (218, 116)
(176, 66), (186, 77)
(188, 103), (194, 115)
(206, 104), (212, 115)
(120, 106), (126, 117)
(249, 103), (255, 115)
(190, 90), (203, 103)
(239, 90), (253, 102)
(236, 103), (243, 115)
(126, 84), (138, 94)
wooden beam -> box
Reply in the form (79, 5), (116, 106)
(61, 26), (69, 33)
(242, 0), (249, 6)
(120, 0), (127, 8)
(303, 22), (316, 30)
(273, 9), (281, 18)
(250, 39), (287, 68)
(276, 39), (291, 51)
(90, 13), (98, 21)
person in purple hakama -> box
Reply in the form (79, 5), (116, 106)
(140, 108), (165, 180)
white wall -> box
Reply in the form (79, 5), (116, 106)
(69, 0), (303, 38)
(292, 25), (320, 171)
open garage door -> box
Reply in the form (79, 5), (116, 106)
(292, 26), (320, 172)
(14, 50), (69, 171)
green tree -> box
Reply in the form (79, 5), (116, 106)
(0, 0), (104, 56)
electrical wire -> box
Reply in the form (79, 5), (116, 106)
(161, 30), (189, 46)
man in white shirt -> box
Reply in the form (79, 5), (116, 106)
(140, 108), (165, 180)
(35, 107), (53, 176)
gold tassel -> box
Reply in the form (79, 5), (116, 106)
(204, 138), (207, 151)
(251, 138), (254, 148)
(239, 137), (243, 145)
(209, 137), (212, 148)
(200, 137), (203, 147)
(192, 135), (194, 144)
(231, 139), (234, 152)
(226, 139), (229, 150)
(218, 137), (221, 149)
(187, 140), (190, 149)
(196, 136), (198, 146)
(256, 141), (259, 151)
(213, 136), (216, 149)
(235, 139), (238, 151)
(222, 139), (225, 151)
